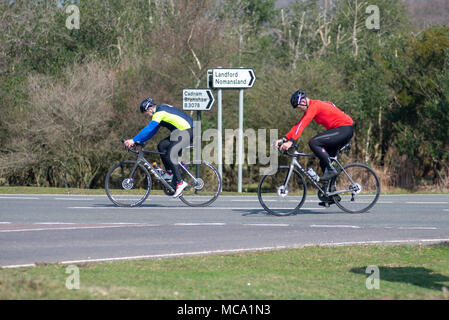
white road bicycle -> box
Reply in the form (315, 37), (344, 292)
(105, 139), (221, 207)
(257, 143), (380, 216)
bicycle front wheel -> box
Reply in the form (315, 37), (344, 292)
(258, 166), (307, 216)
(179, 161), (221, 207)
(105, 161), (152, 207)
(332, 163), (380, 213)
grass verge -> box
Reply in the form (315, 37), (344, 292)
(1, 245), (448, 299)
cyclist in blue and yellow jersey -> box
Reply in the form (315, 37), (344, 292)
(124, 98), (194, 197)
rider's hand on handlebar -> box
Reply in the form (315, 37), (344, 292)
(124, 139), (135, 149)
(279, 140), (293, 151)
(275, 139), (284, 149)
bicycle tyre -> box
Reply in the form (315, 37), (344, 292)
(105, 161), (152, 207)
(179, 161), (221, 207)
(332, 163), (380, 214)
(257, 166), (307, 216)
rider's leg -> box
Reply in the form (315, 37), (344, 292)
(309, 136), (337, 181)
(309, 126), (354, 181)
(158, 136), (172, 172)
(168, 129), (193, 197)
(167, 129), (193, 183)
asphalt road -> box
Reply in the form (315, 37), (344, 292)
(1, 193), (449, 268)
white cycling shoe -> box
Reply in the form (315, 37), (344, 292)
(173, 181), (188, 198)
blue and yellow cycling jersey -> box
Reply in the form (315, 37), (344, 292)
(133, 104), (193, 143)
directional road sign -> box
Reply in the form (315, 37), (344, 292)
(210, 68), (256, 89)
(182, 89), (215, 111)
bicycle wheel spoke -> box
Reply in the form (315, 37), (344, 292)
(105, 161), (151, 207)
(179, 161), (221, 207)
(258, 166), (306, 216)
(332, 163), (380, 213)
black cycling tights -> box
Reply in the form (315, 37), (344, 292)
(157, 128), (193, 184)
(308, 126), (353, 173)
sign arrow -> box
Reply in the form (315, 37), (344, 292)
(248, 69), (255, 87)
(206, 90), (214, 110)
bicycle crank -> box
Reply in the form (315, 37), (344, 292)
(277, 185), (289, 198)
(317, 190), (329, 202)
(350, 183), (362, 194)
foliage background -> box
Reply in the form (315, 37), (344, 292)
(0, 0), (448, 191)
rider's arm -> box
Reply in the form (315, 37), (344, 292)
(133, 120), (160, 144)
(284, 106), (317, 141)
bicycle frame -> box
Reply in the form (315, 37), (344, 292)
(283, 150), (356, 197)
(126, 150), (174, 192)
(127, 147), (200, 194)
(285, 153), (324, 193)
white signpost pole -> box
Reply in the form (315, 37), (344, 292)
(217, 89), (223, 187)
(238, 89), (244, 193)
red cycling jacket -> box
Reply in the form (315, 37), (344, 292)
(284, 99), (353, 141)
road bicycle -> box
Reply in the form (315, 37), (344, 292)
(257, 143), (380, 216)
(105, 139), (221, 207)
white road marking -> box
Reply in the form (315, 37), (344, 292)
(33, 222), (76, 225)
(2, 263), (37, 269)
(310, 224), (361, 229)
(0, 196), (40, 200)
(54, 198), (94, 201)
(321, 238), (449, 246)
(397, 227), (438, 230)
(243, 223), (290, 227)
(68, 207), (267, 210)
(406, 202), (448, 204)
(173, 223), (226, 226)
(0, 224), (159, 233)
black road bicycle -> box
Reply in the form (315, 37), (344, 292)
(257, 143), (380, 216)
(105, 139), (221, 207)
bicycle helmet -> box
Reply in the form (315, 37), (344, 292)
(290, 90), (308, 108)
(140, 97), (155, 113)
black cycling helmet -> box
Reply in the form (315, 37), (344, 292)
(140, 97), (155, 113)
(290, 90), (308, 109)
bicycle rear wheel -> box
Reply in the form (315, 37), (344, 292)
(179, 161), (221, 207)
(257, 166), (307, 216)
(332, 163), (380, 213)
(105, 161), (152, 207)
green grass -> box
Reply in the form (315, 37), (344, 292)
(1, 245), (448, 299)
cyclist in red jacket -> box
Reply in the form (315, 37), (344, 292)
(277, 90), (354, 181)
